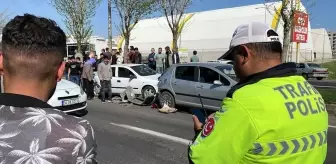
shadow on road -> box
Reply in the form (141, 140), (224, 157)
(68, 109), (89, 117)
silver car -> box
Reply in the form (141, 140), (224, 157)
(296, 63), (329, 80)
(158, 63), (237, 111)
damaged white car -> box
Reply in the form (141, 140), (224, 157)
(94, 64), (160, 99)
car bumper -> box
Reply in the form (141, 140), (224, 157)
(309, 73), (329, 78)
(55, 101), (87, 113)
(48, 92), (87, 113)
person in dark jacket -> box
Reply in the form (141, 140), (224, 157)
(164, 46), (172, 69)
(111, 53), (117, 65)
(172, 49), (180, 64)
(148, 48), (156, 70)
(64, 57), (72, 80)
(0, 13), (96, 164)
(68, 56), (81, 85)
(134, 47), (142, 64)
(128, 47), (135, 63)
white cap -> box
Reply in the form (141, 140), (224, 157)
(219, 22), (281, 60)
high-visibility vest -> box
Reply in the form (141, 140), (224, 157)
(189, 75), (328, 164)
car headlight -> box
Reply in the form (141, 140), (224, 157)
(80, 87), (84, 95)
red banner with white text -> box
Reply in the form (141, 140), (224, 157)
(292, 11), (309, 43)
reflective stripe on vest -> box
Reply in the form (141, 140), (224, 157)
(251, 130), (327, 156)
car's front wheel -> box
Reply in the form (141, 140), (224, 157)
(159, 91), (175, 108)
(142, 86), (156, 99)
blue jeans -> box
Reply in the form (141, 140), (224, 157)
(64, 72), (68, 80)
(70, 75), (80, 86)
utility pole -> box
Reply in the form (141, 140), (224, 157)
(322, 30), (326, 64)
(295, 0), (300, 63)
(108, 0), (112, 51)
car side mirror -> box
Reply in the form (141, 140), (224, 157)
(213, 80), (222, 85)
(130, 75), (136, 79)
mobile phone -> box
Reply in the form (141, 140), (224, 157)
(191, 109), (206, 124)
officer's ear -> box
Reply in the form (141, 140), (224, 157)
(237, 45), (251, 65)
(0, 52), (3, 74)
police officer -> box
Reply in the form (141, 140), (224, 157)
(188, 22), (328, 164)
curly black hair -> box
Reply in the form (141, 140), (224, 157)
(1, 13), (66, 80)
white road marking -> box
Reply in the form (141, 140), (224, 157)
(109, 122), (336, 145)
(329, 125), (336, 129)
(110, 122), (191, 145)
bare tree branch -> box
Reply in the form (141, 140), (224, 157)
(264, 0), (314, 62)
(112, 0), (156, 61)
(50, 0), (101, 53)
(0, 9), (9, 33)
(158, 0), (193, 51)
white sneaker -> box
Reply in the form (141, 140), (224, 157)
(107, 100), (112, 103)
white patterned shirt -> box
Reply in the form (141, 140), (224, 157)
(0, 93), (97, 164)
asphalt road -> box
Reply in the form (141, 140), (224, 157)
(83, 99), (336, 164)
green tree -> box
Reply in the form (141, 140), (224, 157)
(113, 0), (156, 62)
(51, 0), (101, 54)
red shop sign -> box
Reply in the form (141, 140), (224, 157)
(292, 11), (309, 43)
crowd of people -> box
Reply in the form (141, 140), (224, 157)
(127, 46), (200, 73)
(64, 48), (115, 102)
(64, 44), (201, 101)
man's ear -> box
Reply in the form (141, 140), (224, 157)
(240, 45), (252, 65)
(56, 62), (65, 82)
(0, 53), (3, 75)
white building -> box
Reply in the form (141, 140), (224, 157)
(66, 36), (117, 57)
(311, 29), (333, 63)
(117, 2), (331, 62)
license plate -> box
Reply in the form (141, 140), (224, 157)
(63, 99), (79, 106)
(314, 74), (328, 77)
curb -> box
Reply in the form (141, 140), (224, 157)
(326, 104), (336, 116)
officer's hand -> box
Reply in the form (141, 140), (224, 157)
(192, 115), (203, 131)
(192, 113), (216, 131)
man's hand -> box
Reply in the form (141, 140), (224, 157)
(192, 115), (203, 131)
(192, 113), (216, 132)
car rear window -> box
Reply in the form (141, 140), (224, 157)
(307, 63), (321, 68)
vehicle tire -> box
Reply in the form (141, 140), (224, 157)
(302, 73), (309, 80)
(159, 91), (175, 108)
(142, 86), (156, 99)
(316, 77), (323, 80)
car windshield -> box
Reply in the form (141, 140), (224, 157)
(307, 63), (321, 68)
(131, 65), (157, 76)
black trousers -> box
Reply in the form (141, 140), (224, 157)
(83, 78), (94, 98)
(100, 80), (112, 101)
